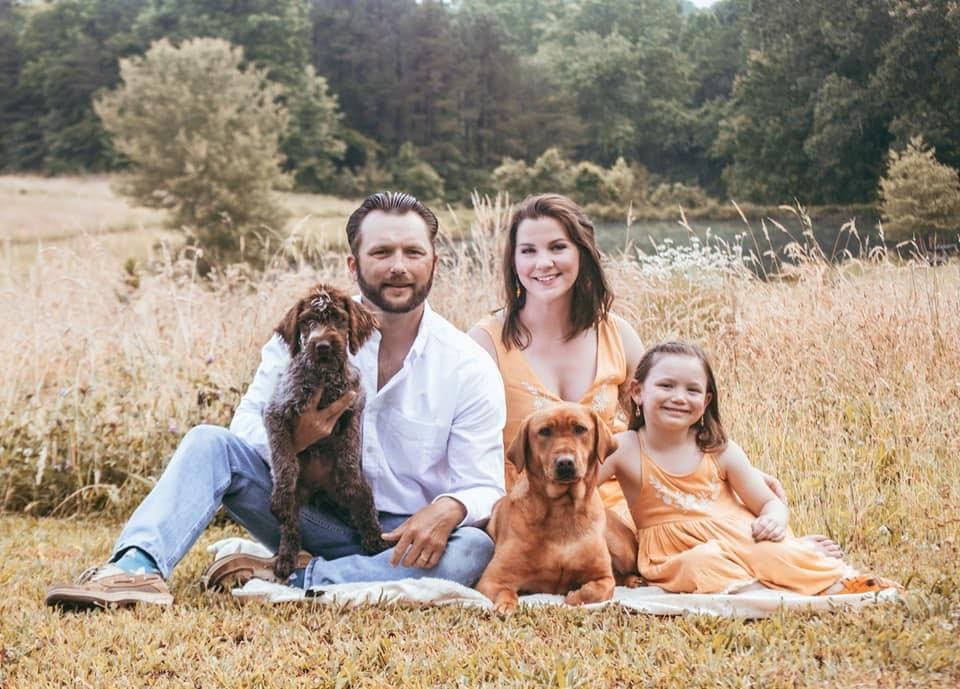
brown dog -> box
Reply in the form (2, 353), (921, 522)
(266, 283), (388, 579)
(476, 402), (638, 614)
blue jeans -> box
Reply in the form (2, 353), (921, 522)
(113, 425), (494, 588)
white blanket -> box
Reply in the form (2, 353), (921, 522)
(210, 538), (899, 619)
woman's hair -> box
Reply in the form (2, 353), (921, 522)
(501, 193), (613, 350)
(627, 341), (728, 453)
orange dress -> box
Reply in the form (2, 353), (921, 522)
(631, 452), (849, 595)
(632, 448), (847, 594)
(475, 314), (629, 515)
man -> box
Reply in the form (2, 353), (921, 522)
(46, 191), (506, 609)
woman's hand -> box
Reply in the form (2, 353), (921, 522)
(292, 389), (358, 454)
(752, 514), (786, 542)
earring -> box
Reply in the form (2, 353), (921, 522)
(514, 278), (522, 299)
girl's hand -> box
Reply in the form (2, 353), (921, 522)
(752, 515), (786, 542)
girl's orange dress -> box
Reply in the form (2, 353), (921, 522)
(632, 447), (847, 594)
(475, 314), (630, 519)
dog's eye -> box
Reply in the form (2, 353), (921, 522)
(537, 427), (553, 438)
(572, 424), (589, 435)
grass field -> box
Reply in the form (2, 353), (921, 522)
(0, 177), (958, 687)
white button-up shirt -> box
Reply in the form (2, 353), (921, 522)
(229, 301), (506, 526)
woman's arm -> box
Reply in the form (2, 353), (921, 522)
(611, 315), (644, 413)
(718, 441), (788, 542)
(467, 324), (500, 366)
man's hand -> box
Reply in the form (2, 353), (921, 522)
(761, 471), (787, 503)
(292, 389), (358, 454)
(382, 497), (466, 569)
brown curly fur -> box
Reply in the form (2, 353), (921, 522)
(266, 283), (388, 579)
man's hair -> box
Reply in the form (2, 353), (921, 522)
(345, 191), (439, 256)
(501, 193), (613, 350)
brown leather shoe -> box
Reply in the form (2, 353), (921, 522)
(201, 551), (313, 591)
(45, 565), (173, 610)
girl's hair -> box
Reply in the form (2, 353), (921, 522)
(627, 341), (728, 453)
(501, 193), (613, 350)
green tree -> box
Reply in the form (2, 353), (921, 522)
(388, 142), (445, 201)
(680, 0), (747, 193)
(873, 1), (960, 171)
(280, 65), (346, 191)
(535, 0), (696, 173)
(0, 0), (21, 168)
(95, 38), (289, 263)
(7, 0), (148, 171)
(718, 0), (892, 204)
(879, 136), (960, 246)
(132, 0), (311, 87)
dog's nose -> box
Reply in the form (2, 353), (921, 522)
(554, 456), (576, 480)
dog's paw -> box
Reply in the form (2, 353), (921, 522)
(619, 574), (645, 589)
(361, 535), (391, 554)
(490, 590), (519, 615)
(273, 552), (297, 581)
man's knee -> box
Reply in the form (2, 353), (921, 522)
(178, 424), (246, 459)
(441, 526), (495, 587)
(168, 425), (244, 474)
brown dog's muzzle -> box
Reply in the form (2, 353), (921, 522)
(552, 453), (578, 482)
(304, 325), (344, 358)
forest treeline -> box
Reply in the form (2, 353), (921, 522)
(1, 0), (958, 206)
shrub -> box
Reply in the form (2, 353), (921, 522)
(94, 37), (291, 265)
(490, 157), (535, 200)
(529, 147), (575, 194)
(879, 135), (960, 246)
(571, 160), (613, 202)
(388, 142), (445, 202)
(648, 182), (712, 210)
(491, 151), (650, 209)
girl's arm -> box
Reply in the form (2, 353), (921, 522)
(598, 430), (642, 492)
(718, 441), (788, 542)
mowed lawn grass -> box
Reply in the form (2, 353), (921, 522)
(0, 176), (958, 687)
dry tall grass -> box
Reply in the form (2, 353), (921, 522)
(0, 188), (958, 687)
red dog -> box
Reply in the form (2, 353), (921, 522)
(476, 402), (639, 614)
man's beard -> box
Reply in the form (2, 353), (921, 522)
(355, 266), (434, 314)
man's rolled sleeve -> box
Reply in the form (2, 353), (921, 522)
(433, 355), (506, 526)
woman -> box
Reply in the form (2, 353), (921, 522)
(468, 193), (641, 519)
(468, 193), (844, 558)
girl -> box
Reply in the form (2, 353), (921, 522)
(599, 340), (898, 595)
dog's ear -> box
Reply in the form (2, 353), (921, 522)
(592, 411), (618, 463)
(506, 416), (532, 474)
(345, 297), (378, 354)
(275, 298), (305, 357)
